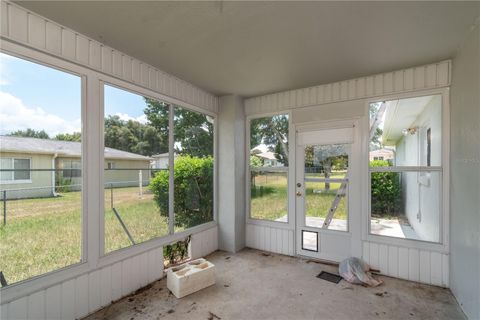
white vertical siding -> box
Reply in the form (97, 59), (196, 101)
(245, 61), (451, 115)
(1, 226), (218, 319)
(245, 224), (295, 256)
(0, 1), (218, 114)
(362, 241), (449, 287)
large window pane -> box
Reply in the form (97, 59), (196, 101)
(0, 53), (82, 284)
(173, 106), (214, 232)
(368, 94), (443, 243)
(370, 171), (441, 243)
(249, 114), (289, 221)
(104, 85), (169, 253)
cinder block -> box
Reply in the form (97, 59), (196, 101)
(167, 258), (215, 298)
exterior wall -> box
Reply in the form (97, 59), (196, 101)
(450, 18), (480, 320)
(395, 96), (442, 242)
(0, 152), (54, 199)
(103, 159), (151, 188)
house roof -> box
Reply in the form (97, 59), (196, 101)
(0, 136), (151, 161)
(381, 95), (439, 146)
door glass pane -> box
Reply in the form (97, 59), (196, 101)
(304, 144), (349, 231)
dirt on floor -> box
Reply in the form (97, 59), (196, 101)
(84, 249), (465, 320)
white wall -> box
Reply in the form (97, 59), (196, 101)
(450, 18), (480, 320)
(218, 95), (246, 253)
(396, 96), (442, 242)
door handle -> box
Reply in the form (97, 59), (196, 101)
(296, 191), (302, 197)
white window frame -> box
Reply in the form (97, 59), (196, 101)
(99, 79), (218, 262)
(0, 157), (32, 184)
(364, 88), (450, 253)
(245, 111), (294, 228)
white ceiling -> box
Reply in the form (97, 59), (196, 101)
(17, 1), (480, 98)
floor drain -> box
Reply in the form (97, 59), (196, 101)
(317, 271), (342, 284)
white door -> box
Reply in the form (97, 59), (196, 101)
(295, 126), (356, 262)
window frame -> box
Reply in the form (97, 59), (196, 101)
(99, 79), (218, 260)
(0, 157), (32, 184)
(0, 46), (87, 291)
(245, 111), (294, 228)
(364, 88), (450, 252)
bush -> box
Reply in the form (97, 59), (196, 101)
(149, 156), (214, 229)
(370, 160), (402, 216)
(163, 236), (191, 267)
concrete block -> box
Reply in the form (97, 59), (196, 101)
(167, 258), (215, 298)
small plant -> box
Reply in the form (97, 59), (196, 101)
(163, 236), (191, 267)
(55, 175), (73, 193)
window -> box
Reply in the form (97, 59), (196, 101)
(0, 158), (31, 182)
(173, 106), (214, 232)
(368, 95), (443, 243)
(249, 114), (289, 222)
(0, 52), (82, 285)
(103, 85), (169, 253)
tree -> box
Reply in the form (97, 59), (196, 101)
(8, 129), (50, 139)
(55, 132), (81, 141)
(305, 144), (347, 190)
(250, 115), (289, 165)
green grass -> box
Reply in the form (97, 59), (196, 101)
(0, 187), (168, 284)
(250, 172), (347, 221)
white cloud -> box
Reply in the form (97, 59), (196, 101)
(0, 91), (81, 136)
(114, 112), (148, 124)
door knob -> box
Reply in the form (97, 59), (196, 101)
(296, 191), (302, 197)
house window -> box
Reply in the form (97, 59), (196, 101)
(107, 162), (115, 170)
(249, 114), (289, 222)
(368, 95), (443, 243)
(62, 160), (82, 178)
(0, 52), (82, 285)
(0, 158), (31, 182)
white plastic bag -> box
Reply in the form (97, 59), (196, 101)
(339, 257), (383, 287)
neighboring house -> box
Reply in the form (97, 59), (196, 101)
(251, 144), (280, 167)
(0, 136), (152, 199)
(150, 152), (177, 169)
(369, 148), (394, 162)
(379, 95), (442, 242)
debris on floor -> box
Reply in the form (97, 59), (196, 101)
(339, 257), (383, 287)
(208, 311), (221, 320)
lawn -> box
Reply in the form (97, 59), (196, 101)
(250, 172), (347, 221)
(0, 187), (168, 284)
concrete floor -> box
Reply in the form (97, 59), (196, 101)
(85, 249), (465, 320)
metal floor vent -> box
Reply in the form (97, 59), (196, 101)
(316, 271), (342, 284)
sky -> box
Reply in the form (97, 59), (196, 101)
(0, 52), (147, 137)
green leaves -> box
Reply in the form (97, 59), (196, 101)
(149, 156), (214, 229)
(370, 160), (402, 216)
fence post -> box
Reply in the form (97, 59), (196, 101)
(110, 183), (113, 209)
(3, 190), (6, 226)
(139, 170), (143, 199)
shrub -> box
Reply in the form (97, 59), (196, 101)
(149, 155), (214, 229)
(163, 236), (191, 267)
(370, 160), (402, 216)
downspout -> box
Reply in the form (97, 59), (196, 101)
(52, 153), (58, 197)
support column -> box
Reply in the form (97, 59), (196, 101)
(217, 95), (246, 252)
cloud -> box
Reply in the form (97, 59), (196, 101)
(0, 91), (81, 136)
(114, 112), (148, 124)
